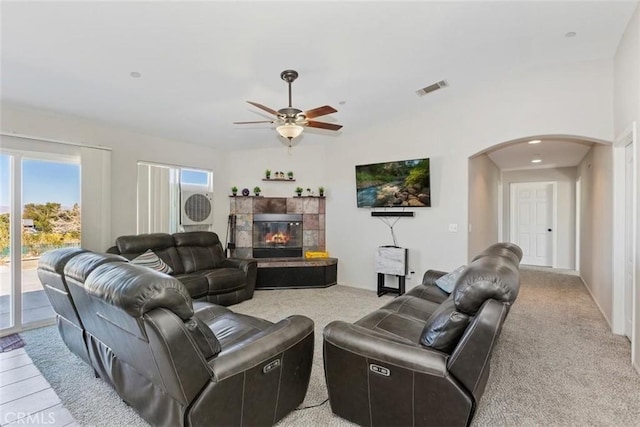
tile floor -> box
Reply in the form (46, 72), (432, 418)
(0, 348), (75, 426)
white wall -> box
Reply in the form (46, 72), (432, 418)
(224, 143), (328, 200)
(468, 154), (500, 260)
(577, 146), (614, 324)
(501, 167), (578, 270)
(613, 1), (640, 371)
(226, 59), (615, 291)
(1, 59), (618, 296)
(0, 105), (228, 247)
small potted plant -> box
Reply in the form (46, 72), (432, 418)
(318, 186), (325, 197)
(295, 186), (303, 197)
(231, 186), (238, 196)
(265, 169), (271, 179)
(287, 171), (294, 180)
(253, 186), (261, 196)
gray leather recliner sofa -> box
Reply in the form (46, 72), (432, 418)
(323, 242), (522, 426)
(38, 249), (314, 427)
(107, 231), (257, 306)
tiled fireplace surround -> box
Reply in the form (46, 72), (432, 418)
(229, 196), (326, 259)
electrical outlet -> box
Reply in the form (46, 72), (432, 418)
(448, 223), (458, 232)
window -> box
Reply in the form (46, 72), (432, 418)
(137, 162), (213, 234)
(1, 151), (81, 332)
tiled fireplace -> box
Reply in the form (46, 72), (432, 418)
(229, 196), (326, 259)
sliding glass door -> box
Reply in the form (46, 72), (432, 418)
(0, 150), (80, 335)
(0, 154), (13, 331)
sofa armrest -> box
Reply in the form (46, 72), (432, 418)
(221, 257), (257, 297)
(208, 315), (313, 381)
(323, 321), (447, 376)
(221, 257), (256, 271)
(422, 269), (448, 286)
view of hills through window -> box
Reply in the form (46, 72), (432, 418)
(0, 156), (81, 261)
(1, 155), (81, 326)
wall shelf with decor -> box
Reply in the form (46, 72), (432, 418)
(262, 178), (296, 182)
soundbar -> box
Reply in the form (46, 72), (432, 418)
(371, 211), (414, 217)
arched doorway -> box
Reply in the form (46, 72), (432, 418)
(467, 133), (638, 360)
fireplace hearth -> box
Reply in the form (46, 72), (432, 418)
(253, 213), (303, 258)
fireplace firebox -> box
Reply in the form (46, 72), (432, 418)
(253, 214), (303, 258)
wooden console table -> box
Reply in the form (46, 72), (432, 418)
(256, 257), (338, 289)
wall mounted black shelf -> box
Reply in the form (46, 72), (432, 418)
(371, 211), (415, 217)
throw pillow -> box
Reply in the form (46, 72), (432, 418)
(131, 249), (173, 274)
(434, 265), (466, 294)
(420, 298), (470, 353)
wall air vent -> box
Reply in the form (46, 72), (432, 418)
(416, 80), (449, 97)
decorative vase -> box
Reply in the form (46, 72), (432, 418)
(242, 188), (250, 196)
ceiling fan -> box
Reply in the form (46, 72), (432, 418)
(234, 69), (342, 146)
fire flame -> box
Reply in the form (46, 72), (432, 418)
(265, 232), (289, 244)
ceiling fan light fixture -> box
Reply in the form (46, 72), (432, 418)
(276, 123), (304, 139)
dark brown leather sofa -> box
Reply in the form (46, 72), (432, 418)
(38, 249), (314, 427)
(107, 231), (257, 306)
(323, 242), (522, 426)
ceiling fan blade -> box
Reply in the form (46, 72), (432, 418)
(233, 120), (274, 124)
(306, 121), (343, 131)
(304, 105), (338, 119)
(247, 101), (279, 116)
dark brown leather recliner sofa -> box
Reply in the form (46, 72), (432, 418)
(38, 248), (314, 427)
(107, 231), (257, 306)
(323, 242), (522, 426)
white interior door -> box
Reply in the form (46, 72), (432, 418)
(511, 182), (554, 266)
(625, 142), (633, 339)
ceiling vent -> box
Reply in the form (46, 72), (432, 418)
(416, 80), (448, 97)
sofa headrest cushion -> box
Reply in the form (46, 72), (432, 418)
(64, 252), (128, 283)
(472, 242), (523, 263)
(420, 297), (470, 353)
(173, 231), (221, 247)
(116, 233), (175, 255)
(38, 247), (87, 274)
(84, 262), (194, 320)
(453, 255), (520, 315)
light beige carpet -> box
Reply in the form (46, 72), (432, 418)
(22, 267), (640, 426)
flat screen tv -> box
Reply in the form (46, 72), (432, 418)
(355, 158), (431, 207)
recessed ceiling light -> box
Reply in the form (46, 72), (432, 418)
(528, 139), (541, 144)
(130, 71), (142, 78)
(565, 32), (577, 38)
(531, 159), (542, 164)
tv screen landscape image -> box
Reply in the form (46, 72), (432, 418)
(356, 158), (431, 207)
